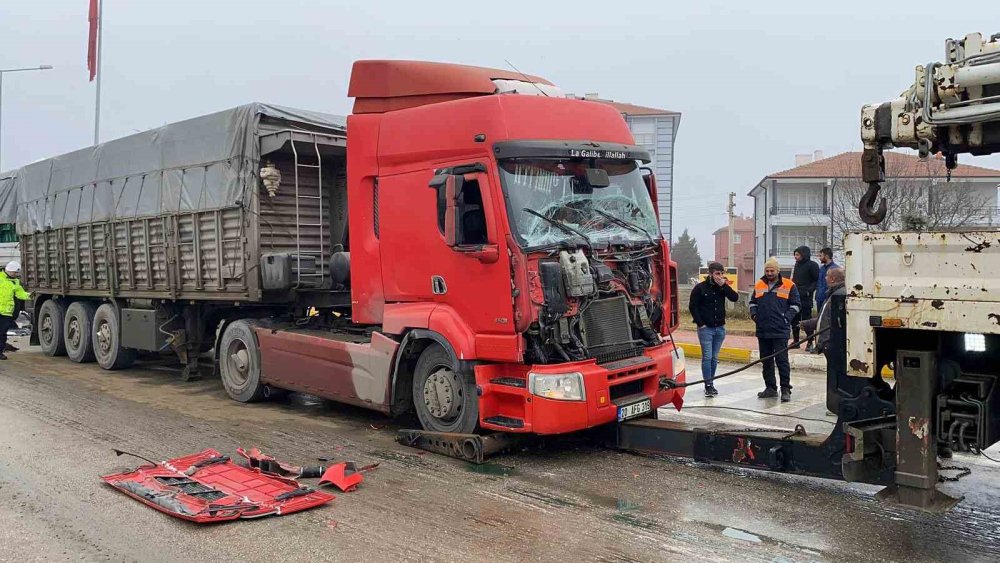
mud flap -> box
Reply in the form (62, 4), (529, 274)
(101, 449), (334, 523)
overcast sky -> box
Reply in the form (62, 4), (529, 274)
(2, 1), (999, 253)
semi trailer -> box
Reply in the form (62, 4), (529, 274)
(4, 60), (685, 435)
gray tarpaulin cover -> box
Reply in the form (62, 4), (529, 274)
(3, 103), (345, 233)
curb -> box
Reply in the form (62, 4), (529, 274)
(675, 342), (752, 364)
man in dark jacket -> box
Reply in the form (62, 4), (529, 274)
(689, 261), (739, 397)
(802, 266), (844, 355)
(750, 257), (801, 402)
(791, 246), (819, 350)
(814, 247), (838, 311)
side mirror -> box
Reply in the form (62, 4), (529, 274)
(642, 168), (659, 218)
(443, 175), (463, 246)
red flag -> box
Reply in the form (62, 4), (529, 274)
(87, 0), (99, 81)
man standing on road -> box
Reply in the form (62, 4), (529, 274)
(792, 246), (819, 351)
(750, 257), (801, 402)
(0, 261), (30, 360)
(802, 266), (845, 355)
(813, 248), (839, 341)
(689, 261), (739, 397)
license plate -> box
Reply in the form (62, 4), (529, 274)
(617, 398), (651, 421)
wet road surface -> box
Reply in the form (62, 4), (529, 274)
(1, 338), (999, 562)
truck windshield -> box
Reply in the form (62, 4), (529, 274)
(498, 158), (661, 249)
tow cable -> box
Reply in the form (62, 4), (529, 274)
(660, 326), (833, 391)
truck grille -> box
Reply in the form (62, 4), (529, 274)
(582, 296), (638, 361)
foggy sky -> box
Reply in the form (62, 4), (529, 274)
(2, 0), (999, 254)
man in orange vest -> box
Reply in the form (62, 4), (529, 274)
(749, 257), (801, 402)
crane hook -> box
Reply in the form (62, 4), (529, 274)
(858, 182), (887, 225)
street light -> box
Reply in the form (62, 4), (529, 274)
(0, 65), (54, 171)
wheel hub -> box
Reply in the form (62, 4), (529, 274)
(423, 367), (461, 420)
(68, 318), (81, 348)
(40, 315), (53, 344)
(227, 340), (251, 384)
(96, 321), (112, 354)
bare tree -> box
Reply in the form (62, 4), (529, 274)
(821, 154), (994, 252)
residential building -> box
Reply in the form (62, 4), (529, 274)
(748, 151), (1000, 277)
(569, 94), (681, 242)
(713, 216), (755, 292)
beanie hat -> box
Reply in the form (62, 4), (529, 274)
(764, 257), (780, 270)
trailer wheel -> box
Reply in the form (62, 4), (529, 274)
(219, 320), (266, 403)
(64, 301), (98, 363)
(38, 299), (67, 357)
(92, 304), (136, 370)
(412, 343), (479, 434)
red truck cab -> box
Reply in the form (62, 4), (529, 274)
(326, 61), (686, 434)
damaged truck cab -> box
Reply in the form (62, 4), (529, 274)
(14, 60), (684, 436)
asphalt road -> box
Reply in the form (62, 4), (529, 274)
(1, 337), (999, 562)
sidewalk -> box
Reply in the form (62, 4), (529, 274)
(672, 329), (827, 371)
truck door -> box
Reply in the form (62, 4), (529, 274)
(378, 163), (515, 344)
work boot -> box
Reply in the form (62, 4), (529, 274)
(781, 390), (791, 402)
(4, 343), (17, 352)
(0, 353), (8, 360)
(757, 388), (778, 399)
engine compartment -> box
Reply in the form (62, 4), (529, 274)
(524, 245), (664, 365)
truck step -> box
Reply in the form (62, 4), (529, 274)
(483, 416), (525, 429)
(489, 377), (526, 389)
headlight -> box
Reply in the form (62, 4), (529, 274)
(529, 372), (585, 401)
(671, 346), (686, 377)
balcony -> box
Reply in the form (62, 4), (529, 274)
(772, 206), (828, 216)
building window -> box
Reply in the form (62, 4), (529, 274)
(777, 227), (825, 255)
(633, 133), (655, 146)
(733, 233), (742, 244)
(776, 185), (824, 214)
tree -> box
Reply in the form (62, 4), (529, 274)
(672, 229), (703, 283)
(821, 154), (994, 251)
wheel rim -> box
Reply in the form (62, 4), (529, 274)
(423, 365), (463, 422)
(226, 338), (251, 386)
(68, 317), (81, 349)
(40, 313), (54, 346)
(96, 320), (113, 355)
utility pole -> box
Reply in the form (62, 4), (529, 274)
(727, 192), (736, 268)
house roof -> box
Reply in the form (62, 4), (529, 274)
(713, 217), (754, 235)
(770, 151), (1000, 179)
(748, 151), (1000, 196)
(599, 100), (679, 116)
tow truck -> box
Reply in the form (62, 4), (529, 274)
(405, 32), (1000, 513)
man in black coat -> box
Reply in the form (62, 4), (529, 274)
(791, 245), (819, 350)
(688, 261), (739, 397)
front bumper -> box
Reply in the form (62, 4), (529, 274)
(474, 342), (686, 435)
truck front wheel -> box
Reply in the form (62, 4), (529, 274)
(411, 343), (479, 434)
(219, 320), (266, 403)
(38, 299), (67, 357)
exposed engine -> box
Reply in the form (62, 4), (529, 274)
(525, 246), (663, 365)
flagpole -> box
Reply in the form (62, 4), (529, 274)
(93, 0), (103, 145)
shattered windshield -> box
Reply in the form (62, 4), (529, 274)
(498, 158), (661, 248)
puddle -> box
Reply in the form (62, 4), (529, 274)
(616, 499), (641, 512)
(722, 527), (762, 543)
(466, 463), (518, 477)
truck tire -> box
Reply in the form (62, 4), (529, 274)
(219, 320), (266, 403)
(92, 303), (137, 370)
(412, 343), (479, 434)
(64, 301), (98, 363)
(38, 299), (67, 357)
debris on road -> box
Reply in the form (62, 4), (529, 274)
(101, 448), (334, 523)
(319, 462), (379, 492)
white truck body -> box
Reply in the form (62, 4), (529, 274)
(844, 231), (1000, 377)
